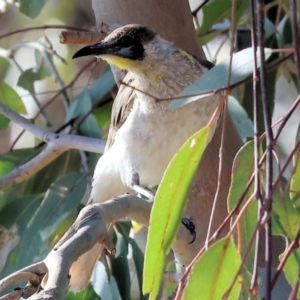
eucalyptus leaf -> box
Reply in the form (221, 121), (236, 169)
(144, 125), (210, 299)
(198, 0), (248, 36)
(66, 284), (100, 300)
(228, 95), (254, 139)
(19, 0), (47, 19)
(169, 47), (273, 110)
(227, 140), (257, 269)
(16, 173), (87, 267)
(111, 230), (131, 300)
(182, 237), (241, 300)
(91, 261), (112, 300)
(0, 82), (27, 129)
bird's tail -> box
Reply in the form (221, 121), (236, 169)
(68, 242), (103, 293)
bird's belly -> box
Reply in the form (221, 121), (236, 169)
(121, 99), (217, 187)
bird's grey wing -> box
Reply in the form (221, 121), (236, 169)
(104, 73), (136, 152)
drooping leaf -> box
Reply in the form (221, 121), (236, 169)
(91, 261), (113, 300)
(66, 88), (92, 122)
(79, 114), (102, 139)
(198, 0), (248, 37)
(0, 148), (40, 177)
(0, 194), (42, 279)
(94, 101), (113, 130)
(23, 151), (78, 195)
(110, 275), (122, 300)
(273, 187), (300, 240)
(282, 248), (300, 299)
(0, 82), (27, 129)
(17, 69), (40, 93)
(19, 0), (48, 19)
(16, 173), (87, 268)
(111, 230), (131, 300)
(290, 124), (300, 207)
(88, 69), (115, 105)
(227, 140), (257, 269)
(129, 237), (148, 300)
(144, 125), (210, 298)
(228, 95), (254, 140)
(169, 48), (273, 110)
(182, 237), (241, 300)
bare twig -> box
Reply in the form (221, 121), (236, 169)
(250, 0), (263, 293)
(0, 25), (89, 41)
(291, 0), (300, 85)
(256, 1), (274, 298)
(0, 102), (106, 188)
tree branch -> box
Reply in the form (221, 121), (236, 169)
(0, 194), (197, 300)
(0, 102), (106, 189)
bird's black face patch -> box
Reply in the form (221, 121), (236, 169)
(73, 25), (155, 61)
(108, 34), (145, 60)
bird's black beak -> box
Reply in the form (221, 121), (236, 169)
(72, 42), (110, 59)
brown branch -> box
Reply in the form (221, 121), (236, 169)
(0, 194), (195, 299)
(59, 22), (112, 45)
(0, 26), (89, 41)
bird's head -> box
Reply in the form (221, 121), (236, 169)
(72, 24), (157, 72)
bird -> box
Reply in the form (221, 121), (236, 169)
(69, 24), (220, 292)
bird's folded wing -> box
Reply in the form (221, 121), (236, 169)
(105, 72), (136, 152)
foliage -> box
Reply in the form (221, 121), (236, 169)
(0, 0), (300, 299)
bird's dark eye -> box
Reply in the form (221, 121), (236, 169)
(118, 36), (135, 48)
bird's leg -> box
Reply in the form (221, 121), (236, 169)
(130, 171), (155, 201)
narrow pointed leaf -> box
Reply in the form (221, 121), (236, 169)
(227, 140), (257, 269)
(169, 48), (272, 110)
(143, 125), (210, 298)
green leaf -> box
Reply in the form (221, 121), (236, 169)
(0, 194), (42, 278)
(282, 248), (300, 299)
(0, 57), (10, 81)
(0, 82), (27, 129)
(79, 114), (102, 139)
(94, 101), (113, 130)
(66, 283), (100, 300)
(91, 261), (113, 300)
(19, 0), (47, 19)
(290, 125), (300, 207)
(67, 88), (92, 121)
(198, 0), (248, 36)
(23, 151), (77, 194)
(273, 187), (300, 240)
(169, 48), (273, 110)
(0, 148), (40, 177)
(143, 126), (210, 298)
(110, 275), (122, 300)
(227, 141), (257, 268)
(88, 69), (115, 105)
(129, 237), (148, 300)
(16, 173), (87, 267)
(182, 237), (241, 300)
(228, 95), (254, 140)
(111, 230), (131, 300)
(17, 51), (51, 93)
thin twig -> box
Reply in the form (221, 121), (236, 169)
(250, 0), (263, 294)
(256, 1), (274, 298)
(0, 25), (89, 40)
(291, 0), (300, 86)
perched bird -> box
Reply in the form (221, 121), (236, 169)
(70, 24), (220, 292)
